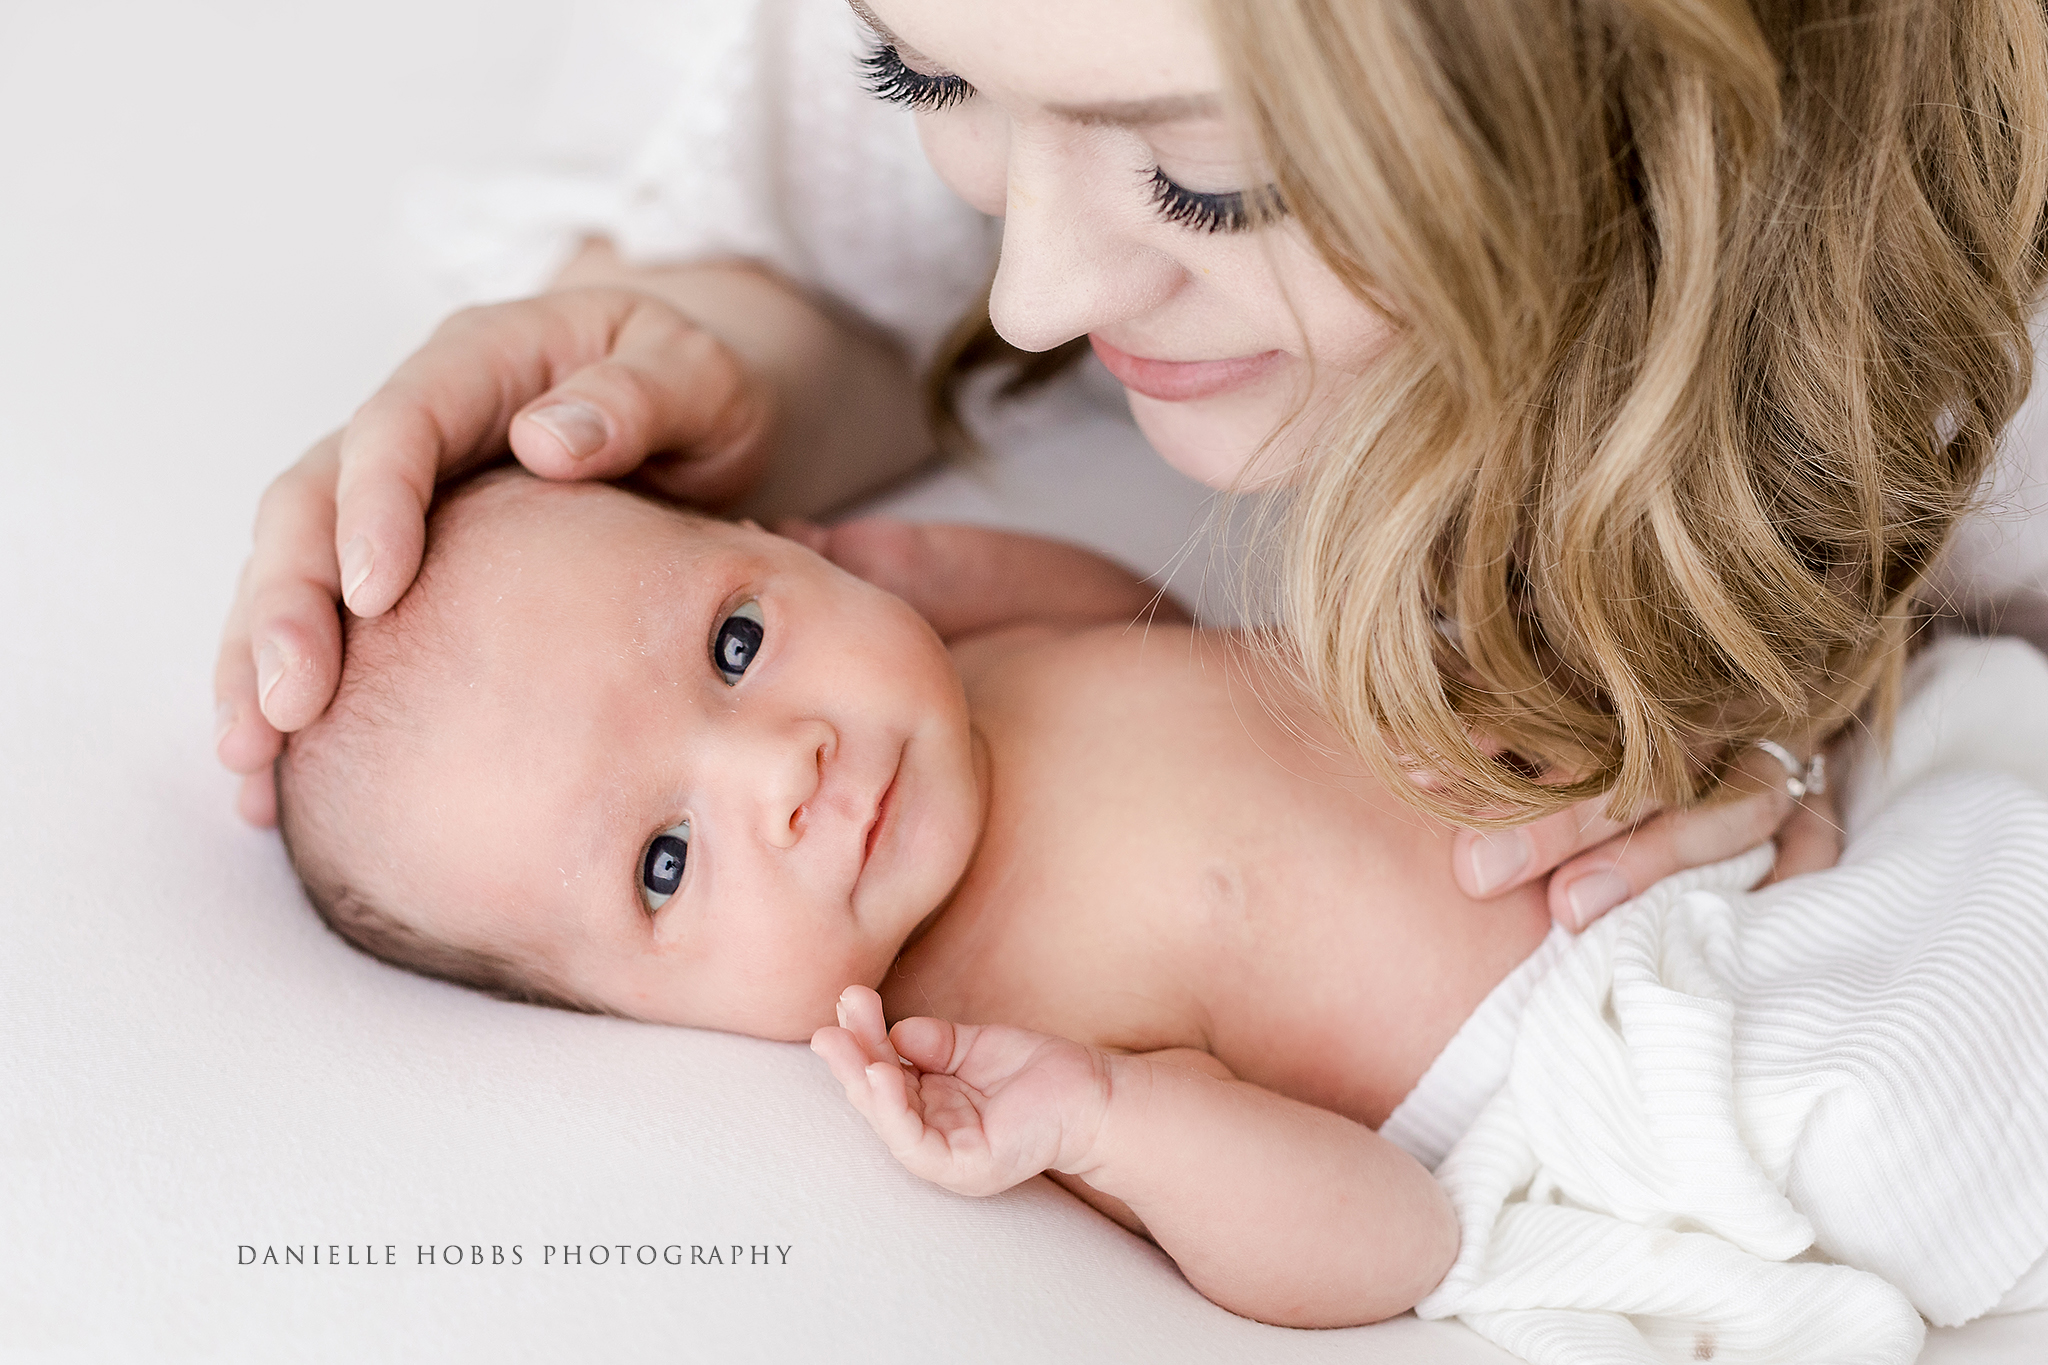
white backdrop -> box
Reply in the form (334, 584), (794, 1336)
(0, 3), (2040, 1361)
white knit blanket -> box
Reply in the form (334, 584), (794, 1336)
(1414, 636), (2048, 1365)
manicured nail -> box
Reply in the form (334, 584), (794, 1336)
(1563, 868), (1632, 930)
(215, 700), (236, 748)
(524, 401), (609, 461)
(256, 640), (287, 711)
(1468, 829), (1531, 895)
(340, 534), (374, 610)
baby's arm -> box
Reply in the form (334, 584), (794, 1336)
(813, 988), (1456, 1328)
(779, 519), (1190, 641)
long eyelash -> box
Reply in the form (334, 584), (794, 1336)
(1144, 168), (1284, 235)
(859, 40), (973, 113)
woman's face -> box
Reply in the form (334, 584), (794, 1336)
(854, 0), (1393, 489)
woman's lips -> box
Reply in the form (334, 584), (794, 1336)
(1088, 334), (1285, 403)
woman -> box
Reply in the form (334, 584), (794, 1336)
(215, 0), (2048, 928)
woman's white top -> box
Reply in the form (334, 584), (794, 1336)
(415, 0), (996, 373)
(415, 0), (2048, 642)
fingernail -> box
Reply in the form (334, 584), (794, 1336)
(256, 640), (287, 711)
(340, 534), (374, 610)
(215, 700), (236, 748)
(1563, 868), (1632, 930)
(524, 401), (609, 461)
(1468, 830), (1531, 894)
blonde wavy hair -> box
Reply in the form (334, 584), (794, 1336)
(945, 0), (2048, 822)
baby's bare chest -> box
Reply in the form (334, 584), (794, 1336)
(898, 629), (1550, 1126)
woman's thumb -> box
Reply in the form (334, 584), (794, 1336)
(508, 294), (774, 506)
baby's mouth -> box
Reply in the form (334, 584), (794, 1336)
(860, 759), (902, 875)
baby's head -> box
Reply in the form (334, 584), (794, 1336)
(277, 470), (982, 1040)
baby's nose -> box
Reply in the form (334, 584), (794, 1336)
(758, 720), (834, 850)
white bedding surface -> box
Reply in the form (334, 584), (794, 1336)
(0, 4), (2041, 1361)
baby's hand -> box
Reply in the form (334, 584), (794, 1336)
(811, 987), (1111, 1197)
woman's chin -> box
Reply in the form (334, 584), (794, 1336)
(1128, 392), (1307, 492)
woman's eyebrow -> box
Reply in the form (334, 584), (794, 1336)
(1042, 94), (1225, 127)
(846, 0), (903, 46)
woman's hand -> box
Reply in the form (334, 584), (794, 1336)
(214, 285), (776, 824)
(216, 245), (934, 826)
(811, 986), (1110, 1198)
(1453, 743), (1843, 931)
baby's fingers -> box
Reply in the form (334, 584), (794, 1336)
(810, 1026), (876, 1093)
(810, 1029), (927, 1151)
(833, 986), (903, 1068)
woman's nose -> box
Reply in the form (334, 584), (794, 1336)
(753, 718), (835, 850)
(988, 132), (1180, 353)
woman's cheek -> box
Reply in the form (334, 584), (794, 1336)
(916, 111), (1008, 217)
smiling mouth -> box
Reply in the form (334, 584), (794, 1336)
(1088, 334), (1286, 403)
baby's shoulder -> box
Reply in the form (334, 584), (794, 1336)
(955, 621), (1224, 716)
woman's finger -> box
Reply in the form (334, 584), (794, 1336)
(1453, 800), (1635, 899)
(214, 562), (282, 777)
(237, 770), (278, 830)
(1763, 785), (1843, 885)
(330, 299), (562, 620)
(510, 293), (774, 509)
(214, 435), (349, 753)
(1545, 751), (1802, 929)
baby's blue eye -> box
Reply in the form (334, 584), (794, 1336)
(640, 823), (690, 912)
(713, 600), (765, 685)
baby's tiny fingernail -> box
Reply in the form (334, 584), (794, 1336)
(215, 700), (237, 748)
(1468, 830), (1531, 895)
(1563, 868), (1631, 930)
(524, 401), (609, 461)
(256, 640), (287, 711)
(340, 534), (374, 610)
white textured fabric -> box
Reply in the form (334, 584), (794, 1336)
(410, 0), (999, 369)
(1415, 637), (2048, 1364)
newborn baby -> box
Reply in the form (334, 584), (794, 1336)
(278, 467), (1551, 1327)
(279, 470), (2048, 1358)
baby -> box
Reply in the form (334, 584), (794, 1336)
(277, 466), (1553, 1328)
(277, 468), (2048, 1357)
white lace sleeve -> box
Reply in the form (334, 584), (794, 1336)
(410, 0), (999, 370)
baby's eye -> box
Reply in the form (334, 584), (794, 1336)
(640, 822), (690, 912)
(712, 599), (765, 685)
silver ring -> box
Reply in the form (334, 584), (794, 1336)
(1753, 739), (1827, 800)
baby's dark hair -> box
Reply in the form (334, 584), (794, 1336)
(273, 471), (600, 1014)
